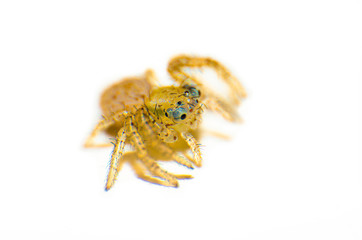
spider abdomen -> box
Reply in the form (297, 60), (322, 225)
(100, 76), (152, 119)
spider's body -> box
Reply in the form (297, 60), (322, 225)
(100, 76), (152, 119)
(85, 55), (246, 190)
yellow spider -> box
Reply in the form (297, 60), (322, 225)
(84, 55), (246, 190)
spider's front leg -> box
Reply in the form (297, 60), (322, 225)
(122, 152), (193, 186)
(168, 55), (247, 104)
(125, 115), (179, 187)
(168, 55), (247, 123)
(105, 126), (127, 191)
(117, 152), (170, 186)
(203, 94), (243, 122)
(181, 132), (202, 167)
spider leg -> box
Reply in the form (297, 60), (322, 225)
(171, 153), (194, 169)
(105, 127), (127, 191)
(144, 69), (160, 86)
(125, 115), (179, 187)
(84, 118), (114, 148)
(84, 111), (127, 148)
(122, 152), (192, 186)
(113, 151), (167, 186)
(203, 96), (243, 123)
(168, 173), (194, 179)
(199, 128), (231, 140)
(168, 55), (246, 123)
(168, 55), (247, 104)
(181, 132), (202, 167)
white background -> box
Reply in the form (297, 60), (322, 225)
(0, 1), (361, 239)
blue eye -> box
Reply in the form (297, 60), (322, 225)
(184, 86), (201, 98)
(189, 87), (200, 98)
(166, 108), (173, 118)
(171, 107), (188, 120)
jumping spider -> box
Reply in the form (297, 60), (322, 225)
(84, 55), (247, 190)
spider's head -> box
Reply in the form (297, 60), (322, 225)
(146, 85), (203, 131)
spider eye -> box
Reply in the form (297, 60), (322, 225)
(171, 107), (188, 121)
(188, 87), (200, 98)
(166, 108), (174, 118)
(177, 101), (183, 106)
(183, 85), (200, 98)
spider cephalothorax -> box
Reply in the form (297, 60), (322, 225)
(85, 55), (246, 190)
(146, 85), (202, 136)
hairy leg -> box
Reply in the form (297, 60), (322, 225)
(114, 151), (167, 186)
(125, 115), (179, 187)
(181, 132), (202, 167)
(168, 55), (247, 104)
(84, 118), (114, 148)
(200, 128), (231, 140)
(105, 127), (127, 191)
(123, 152), (192, 185)
(204, 96), (243, 122)
(144, 69), (160, 86)
(84, 112), (126, 148)
(167, 55), (246, 123)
